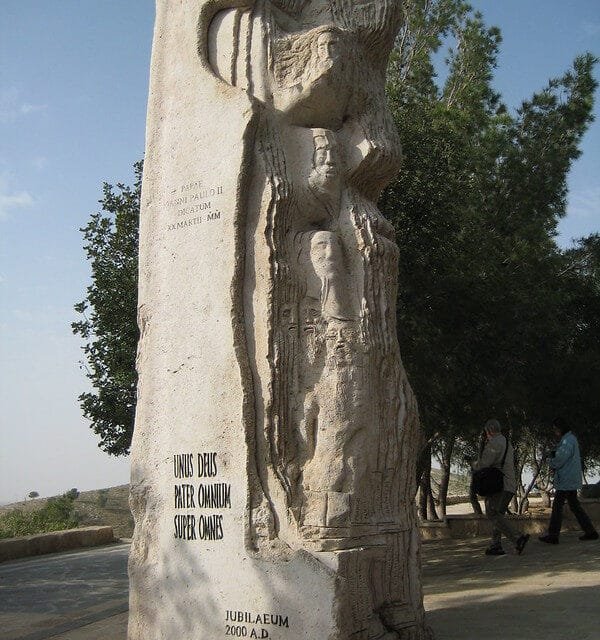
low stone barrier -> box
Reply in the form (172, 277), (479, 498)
(420, 499), (600, 540)
(419, 520), (453, 541)
(0, 526), (116, 562)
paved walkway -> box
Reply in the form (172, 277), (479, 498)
(1, 534), (599, 639)
(423, 531), (600, 640)
(0, 543), (129, 640)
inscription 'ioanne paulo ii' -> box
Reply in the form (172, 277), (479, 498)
(164, 182), (224, 232)
(172, 452), (232, 541)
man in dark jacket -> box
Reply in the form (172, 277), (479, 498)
(539, 418), (599, 544)
(472, 419), (530, 556)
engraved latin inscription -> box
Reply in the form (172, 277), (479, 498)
(164, 183), (225, 232)
(225, 610), (291, 638)
(172, 452), (232, 541)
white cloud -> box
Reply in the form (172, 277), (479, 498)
(0, 174), (35, 220)
(581, 21), (600, 38)
(20, 103), (47, 115)
(32, 156), (48, 170)
(567, 187), (600, 220)
(0, 88), (47, 123)
(12, 309), (35, 322)
(0, 274), (5, 284)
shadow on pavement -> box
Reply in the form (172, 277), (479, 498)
(422, 532), (600, 640)
(426, 584), (599, 640)
(422, 533), (600, 595)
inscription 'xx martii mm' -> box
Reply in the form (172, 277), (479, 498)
(167, 210), (221, 232)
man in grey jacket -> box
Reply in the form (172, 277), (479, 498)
(472, 419), (530, 556)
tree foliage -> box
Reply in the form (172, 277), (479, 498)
(72, 162), (141, 456)
(383, 1), (599, 515)
(73, 4), (599, 505)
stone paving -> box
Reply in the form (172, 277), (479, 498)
(0, 542), (129, 640)
(422, 531), (600, 640)
(1, 534), (599, 639)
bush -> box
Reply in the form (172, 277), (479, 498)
(97, 489), (109, 508)
(65, 488), (80, 500)
(0, 491), (80, 539)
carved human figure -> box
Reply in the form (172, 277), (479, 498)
(295, 129), (354, 324)
(308, 129), (341, 213)
(272, 26), (351, 128)
(313, 29), (341, 75)
(204, 0), (421, 587)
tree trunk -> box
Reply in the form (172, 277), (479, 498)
(427, 485), (438, 520)
(417, 486), (426, 520)
(541, 489), (552, 508)
(469, 484), (483, 515)
(417, 445), (438, 521)
(437, 436), (455, 517)
(520, 448), (542, 515)
(468, 433), (485, 515)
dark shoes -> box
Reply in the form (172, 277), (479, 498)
(516, 534), (530, 555)
(485, 545), (506, 556)
(485, 535), (530, 556)
(579, 531), (599, 541)
(539, 532), (598, 543)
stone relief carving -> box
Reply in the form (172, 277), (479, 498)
(199, 3), (430, 637)
(206, 2), (413, 540)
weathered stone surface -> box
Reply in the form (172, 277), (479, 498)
(129, 2), (432, 638)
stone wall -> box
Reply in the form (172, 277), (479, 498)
(419, 500), (600, 541)
(0, 526), (116, 562)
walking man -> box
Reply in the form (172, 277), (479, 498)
(539, 418), (598, 544)
(472, 419), (530, 556)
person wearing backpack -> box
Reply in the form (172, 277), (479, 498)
(472, 419), (530, 556)
(539, 418), (599, 544)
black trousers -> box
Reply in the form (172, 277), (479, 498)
(549, 490), (596, 537)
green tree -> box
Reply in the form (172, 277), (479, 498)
(383, 1), (598, 516)
(533, 235), (600, 468)
(73, 162), (141, 456)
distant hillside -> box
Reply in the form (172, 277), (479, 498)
(0, 471), (472, 539)
(430, 468), (471, 497)
(0, 485), (133, 538)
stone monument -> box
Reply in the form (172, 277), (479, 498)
(129, 1), (432, 638)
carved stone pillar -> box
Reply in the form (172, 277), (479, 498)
(129, 2), (433, 638)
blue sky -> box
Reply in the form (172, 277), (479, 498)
(0, 2), (598, 503)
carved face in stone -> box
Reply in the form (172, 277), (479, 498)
(313, 133), (337, 178)
(325, 321), (359, 367)
(279, 302), (298, 332)
(315, 31), (340, 64)
(309, 129), (341, 199)
(300, 297), (322, 334)
(300, 297), (324, 365)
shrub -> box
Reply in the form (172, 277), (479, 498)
(0, 491), (80, 539)
(97, 489), (109, 508)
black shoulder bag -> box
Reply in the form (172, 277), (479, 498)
(472, 437), (509, 497)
